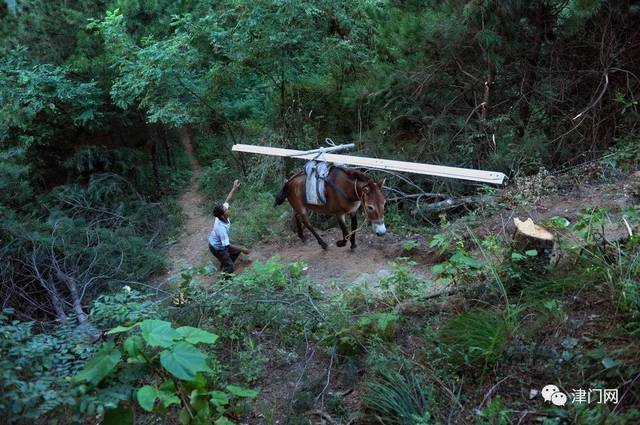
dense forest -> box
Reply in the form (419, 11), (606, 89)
(1, 0), (639, 424)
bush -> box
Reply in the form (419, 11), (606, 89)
(90, 288), (162, 328)
(72, 319), (258, 424)
(0, 309), (98, 423)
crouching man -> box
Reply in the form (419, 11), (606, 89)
(208, 179), (250, 274)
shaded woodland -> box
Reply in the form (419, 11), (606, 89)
(1, 1), (639, 424)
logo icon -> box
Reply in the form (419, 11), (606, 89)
(541, 384), (567, 406)
(551, 392), (568, 406)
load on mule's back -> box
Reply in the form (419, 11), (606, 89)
(275, 164), (386, 250)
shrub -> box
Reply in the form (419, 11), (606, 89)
(90, 288), (162, 328)
(73, 319), (258, 424)
(0, 309), (98, 423)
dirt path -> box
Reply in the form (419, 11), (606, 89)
(250, 230), (434, 290)
(164, 134), (435, 288)
(165, 129), (212, 280)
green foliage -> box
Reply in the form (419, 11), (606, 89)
(1, 165), (168, 319)
(199, 159), (231, 203)
(75, 319), (256, 424)
(574, 207), (608, 244)
(172, 257), (326, 347)
(2, 0), (640, 422)
(357, 311), (400, 341)
(364, 368), (434, 425)
(543, 216), (571, 229)
(440, 309), (513, 371)
(0, 148), (33, 210)
(476, 396), (510, 425)
(429, 232), (452, 255)
(432, 247), (483, 285)
(74, 341), (122, 385)
(402, 240), (420, 252)
(90, 289), (162, 328)
(91, 9), (208, 127)
(380, 259), (427, 299)
(236, 344), (267, 384)
(0, 309), (98, 423)
(0, 49), (103, 140)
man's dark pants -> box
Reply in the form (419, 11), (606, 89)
(209, 244), (240, 273)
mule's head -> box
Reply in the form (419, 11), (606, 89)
(361, 179), (386, 236)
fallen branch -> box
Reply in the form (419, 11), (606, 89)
(413, 195), (490, 214)
(573, 71), (609, 120)
(309, 410), (337, 425)
(394, 286), (464, 315)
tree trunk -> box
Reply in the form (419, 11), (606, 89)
(480, 59), (495, 123)
(46, 276), (68, 322)
(148, 124), (162, 195)
(163, 127), (173, 168)
(512, 217), (555, 251)
(56, 270), (88, 323)
(517, 5), (549, 139)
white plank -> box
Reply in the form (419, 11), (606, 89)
(232, 144), (506, 184)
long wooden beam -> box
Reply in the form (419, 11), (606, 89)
(232, 144), (506, 184)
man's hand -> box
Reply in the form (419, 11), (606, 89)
(230, 244), (250, 255)
(226, 180), (240, 204)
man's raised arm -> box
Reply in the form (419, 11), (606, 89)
(225, 179), (240, 205)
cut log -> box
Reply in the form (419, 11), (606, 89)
(512, 217), (555, 252)
(412, 195), (494, 215)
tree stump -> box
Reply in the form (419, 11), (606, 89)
(512, 218), (556, 263)
(512, 217), (554, 249)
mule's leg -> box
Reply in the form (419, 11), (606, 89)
(294, 213), (306, 241)
(350, 213), (358, 250)
(336, 214), (348, 247)
(300, 213), (328, 250)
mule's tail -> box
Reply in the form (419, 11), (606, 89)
(274, 180), (289, 207)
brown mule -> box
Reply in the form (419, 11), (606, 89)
(274, 166), (386, 249)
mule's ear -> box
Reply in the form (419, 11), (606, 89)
(378, 178), (386, 188)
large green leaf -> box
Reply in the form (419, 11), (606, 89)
(215, 417), (236, 425)
(450, 252), (482, 269)
(176, 326), (219, 345)
(137, 383), (181, 412)
(158, 390), (181, 408)
(193, 403), (211, 425)
(73, 342), (121, 385)
(210, 390), (229, 410)
(139, 319), (179, 348)
(136, 385), (159, 412)
(123, 335), (145, 362)
(226, 385), (258, 399)
(160, 342), (211, 381)
(106, 323), (138, 335)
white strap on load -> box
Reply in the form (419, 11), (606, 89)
(304, 161), (331, 205)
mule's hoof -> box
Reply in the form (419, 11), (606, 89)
(350, 244), (358, 250)
(336, 240), (347, 247)
(320, 242), (328, 250)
